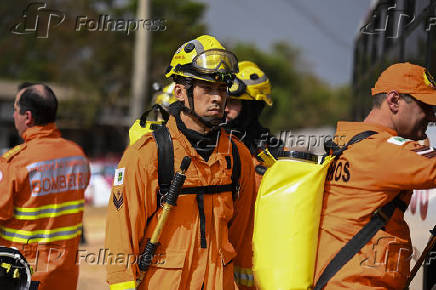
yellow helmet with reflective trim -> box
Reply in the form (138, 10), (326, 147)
(152, 82), (176, 111)
(229, 61), (272, 106)
(165, 35), (238, 84)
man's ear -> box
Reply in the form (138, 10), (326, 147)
(24, 111), (34, 127)
(386, 91), (400, 113)
(174, 84), (186, 102)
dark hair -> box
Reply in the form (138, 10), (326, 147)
(173, 75), (192, 86)
(17, 83), (58, 125)
(372, 92), (414, 108)
(18, 82), (36, 90)
(399, 93), (414, 103)
(372, 93), (387, 108)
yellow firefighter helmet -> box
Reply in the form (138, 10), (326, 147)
(152, 82), (176, 111)
(165, 35), (238, 84)
(228, 61), (272, 106)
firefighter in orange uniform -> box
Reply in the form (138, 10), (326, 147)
(0, 83), (90, 290)
(105, 35), (256, 290)
(225, 61), (282, 192)
(224, 61), (283, 289)
(314, 62), (436, 289)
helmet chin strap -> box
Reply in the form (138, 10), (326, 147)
(183, 78), (225, 130)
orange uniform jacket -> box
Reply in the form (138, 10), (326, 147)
(253, 157), (263, 193)
(0, 124), (90, 290)
(314, 121), (436, 289)
(105, 117), (256, 290)
(232, 155), (264, 290)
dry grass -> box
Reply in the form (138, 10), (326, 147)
(78, 206), (109, 290)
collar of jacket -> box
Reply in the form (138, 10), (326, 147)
(22, 123), (61, 142)
(335, 121), (397, 144)
(166, 116), (231, 167)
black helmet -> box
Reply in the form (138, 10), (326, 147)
(0, 247), (32, 290)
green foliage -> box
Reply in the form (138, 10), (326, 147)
(0, 0), (350, 133)
(231, 42), (351, 132)
(149, 0), (207, 85)
(0, 0), (206, 126)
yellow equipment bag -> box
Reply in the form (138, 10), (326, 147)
(253, 155), (334, 290)
(129, 119), (163, 145)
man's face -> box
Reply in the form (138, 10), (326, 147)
(396, 97), (435, 140)
(13, 90), (27, 137)
(190, 80), (228, 119)
(225, 98), (242, 122)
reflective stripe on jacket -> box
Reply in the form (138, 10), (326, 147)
(105, 117), (256, 290)
(314, 121), (436, 289)
(0, 123), (90, 290)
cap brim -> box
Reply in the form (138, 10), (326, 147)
(411, 92), (436, 105)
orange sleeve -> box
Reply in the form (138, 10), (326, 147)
(0, 160), (14, 221)
(105, 139), (157, 286)
(373, 140), (436, 191)
(228, 141), (256, 289)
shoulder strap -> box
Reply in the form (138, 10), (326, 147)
(230, 138), (241, 201)
(315, 130), (408, 290)
(151, 129), (241, 207)
(324, 130), (378, 158)
(152, 125), (174, 208)
(314, 195), (407, 290)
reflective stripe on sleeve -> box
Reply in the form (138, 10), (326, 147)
(0, 224), (82, 243)
(110, 280), (136, 290)
(234, 265), (255, 287)
(14, 200), (84, 220)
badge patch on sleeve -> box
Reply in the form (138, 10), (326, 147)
(114, 168), (125, 186)
(113, 190), (124, 210)
(387, 136), (408, 146)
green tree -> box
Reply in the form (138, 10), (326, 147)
(231, 42), (351, 132)
(0, 0), (207, 126)
(0, 0), (351, 146)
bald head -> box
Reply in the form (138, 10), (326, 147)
(17, 83), (58, 125)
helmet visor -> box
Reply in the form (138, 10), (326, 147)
(192, 49), (238, 74)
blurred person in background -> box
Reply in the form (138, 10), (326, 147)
(0, 83), (90, 290)
(225, 60), (285, 189)
(128, 82), (176, 145)
(224, 61), (287, 288)
(151, 82), (177, 117)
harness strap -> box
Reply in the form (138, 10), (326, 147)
(196, 194), (207, 248)
(179, 139), (240, 248)
(314, 196), (407, 290)
(324, 130), (378, 158)
(152, 126), (174, 209)
(321, 130), (377, 164)
(151, 127), (242, 249)
(315, 131), (409, 289)
(231, 139), (241, 201)
(180, 184), (235, 195)
(146, 126), (174, 225)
